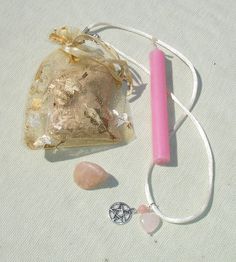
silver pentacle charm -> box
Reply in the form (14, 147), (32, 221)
(109, 202), (136, 225)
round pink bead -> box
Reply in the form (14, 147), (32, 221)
(137, 204), (150, 214)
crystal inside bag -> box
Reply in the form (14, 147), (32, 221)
(24, 27), (135, 149)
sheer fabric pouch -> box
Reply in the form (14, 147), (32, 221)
(24, 27), (134, 149)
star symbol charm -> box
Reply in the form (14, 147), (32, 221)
(109, 202), (135, 225)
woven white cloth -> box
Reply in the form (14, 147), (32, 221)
(0, 1), (235, 261)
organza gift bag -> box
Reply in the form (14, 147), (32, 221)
(24, 27), (135, 150)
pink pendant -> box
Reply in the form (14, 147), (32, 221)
(140, 213), (161, 235)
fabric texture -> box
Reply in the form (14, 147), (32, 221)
(0, 0), (235, 261)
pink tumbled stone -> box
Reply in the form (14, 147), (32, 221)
(137, 204), (150, 214)
(74, 161), (109, 190)
(140, 213), (161, 235)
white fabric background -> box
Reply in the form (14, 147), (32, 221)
(0, 0), (235, 261)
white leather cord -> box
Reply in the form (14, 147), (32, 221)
(86, 22), (214, 224)
(146, 93), (214, 223)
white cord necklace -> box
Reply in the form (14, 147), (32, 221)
(84, 22), (214, 229)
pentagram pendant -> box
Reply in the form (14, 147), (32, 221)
(109, 202), (136, 225)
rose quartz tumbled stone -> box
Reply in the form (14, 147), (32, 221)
(74, 161), (109, 190)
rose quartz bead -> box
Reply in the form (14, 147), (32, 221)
(137, 204), (150, 214)
(74, 161), (109, 190)
(140, 213), (161, 235)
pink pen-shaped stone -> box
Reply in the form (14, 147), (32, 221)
(149, 49), (170, 165)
